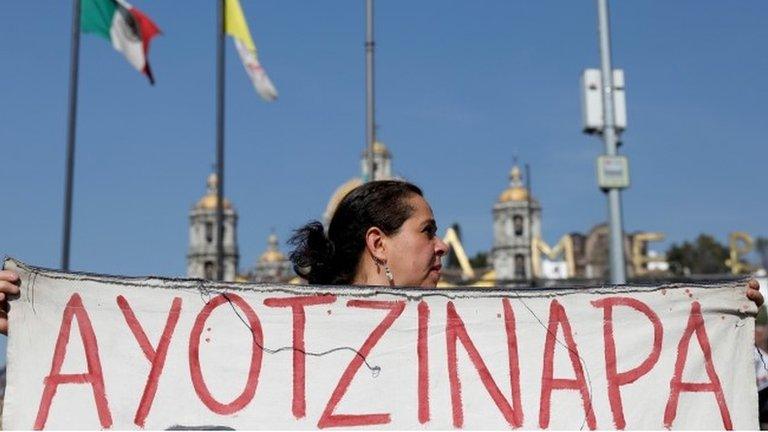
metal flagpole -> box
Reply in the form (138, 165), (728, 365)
(61, 0), (81, 271)
(525, 163), (534, 284)
(596, 0), (627, 284)
(215, 0), (226, 281)
(364, 0), (376, 181)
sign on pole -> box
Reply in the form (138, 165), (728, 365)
(2, 258), (759, 430)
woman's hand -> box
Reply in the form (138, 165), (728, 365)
(0, 270), (20, 335)
(748, 279), (764, 308)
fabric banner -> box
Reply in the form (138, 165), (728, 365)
(2, 258), (759, 430)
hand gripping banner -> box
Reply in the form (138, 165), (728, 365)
(2, 258), (759, 430)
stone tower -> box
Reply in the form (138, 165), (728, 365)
(360, 141), (392, 181)
(187, 173), (239, 281)
(252, 232), (293, 283)
(492, 164), (541, 282)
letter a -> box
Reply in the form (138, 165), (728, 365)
(34, 293), (112, 430)
(663, 301), (732, 429)
(539, 300), (596, 430)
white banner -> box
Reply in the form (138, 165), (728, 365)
(2, 258), (759, 430)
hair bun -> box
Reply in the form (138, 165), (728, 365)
(288, 221), (336, 284)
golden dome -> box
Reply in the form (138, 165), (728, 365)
(499, 187), (529, 202)
(259, 233), (286, 263)
(259, 250), (285, 263)
(196, 194), (233, 210)
(195, 173), (233, 210)
(324, 177), (364, 224)
(361, 141), (391, 157)
(498, 165), (531, 203)
(372, 141), (390, 156)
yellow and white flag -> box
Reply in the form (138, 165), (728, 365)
(226, 0), (278, 101)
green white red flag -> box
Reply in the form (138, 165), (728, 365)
(80, 0), (161, 84)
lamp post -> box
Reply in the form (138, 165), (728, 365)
(596, 0), (627, 284)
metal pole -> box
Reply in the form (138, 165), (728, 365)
(525, 163), (534, 285)
(364, 0), (376, 181)
(61, 0), (81, 271)
(596, 0), (626, 284)
(215, 0), (226, 281)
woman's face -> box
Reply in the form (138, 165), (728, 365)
(384, 195), (449, 287)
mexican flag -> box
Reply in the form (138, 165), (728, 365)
(81, 0), (161, 84)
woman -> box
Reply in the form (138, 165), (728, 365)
(289, 180), (449, 287)
(0, 180), (763, 333)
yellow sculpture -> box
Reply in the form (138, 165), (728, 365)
(442, 227), (475, 280)
(726, 231), (754, 274)
(631, 232), (666, 275)
(531, 235), (575, 278)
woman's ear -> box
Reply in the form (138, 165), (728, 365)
(364, 227), (387, 262)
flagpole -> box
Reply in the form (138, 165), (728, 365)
(61, 0), (81, 271)
(525, 163), (533, 284)
(215, 0), (226, 281)
(364, 0), (376, 181)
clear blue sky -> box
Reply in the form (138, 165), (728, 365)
(1, 0), (766, 277)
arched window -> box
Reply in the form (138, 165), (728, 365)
(514, 254), (526, 279)
(513, 215), (524, 236)
(204, 261), (216, 280)
(205, 222), (213, 243)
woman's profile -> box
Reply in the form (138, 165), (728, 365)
(289, 180), (448, 288)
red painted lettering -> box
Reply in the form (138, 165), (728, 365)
(34, 293), (112, 430)
(446, 299), (523, 428)
(117, 295), (182, 427)
(591, 297), (662, 430)
(592, 297), (663, 429)
(539, 299), (596, 430)
(264, 294), (337, 419)
(417, 301), (430, 424)
(189, 293), (263, 415)
(317, 300), (406, 429)
(663, 301), (732, 429)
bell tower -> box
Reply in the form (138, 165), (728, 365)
(360, 141), (392, 180)
(492, 164), (541, 282)
(187, 173), (239, 281)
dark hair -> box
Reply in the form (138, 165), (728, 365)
(289, 180), (423, 284)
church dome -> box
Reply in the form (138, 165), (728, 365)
(498, 165), (532, 203)
(324, 177), (364, 225)
(325, 140), (394, 224)
(195, 173), (233, 210)
(362, 141), (390, 157)
(259, 233), (286, 263)
(499, 187), (529, 203)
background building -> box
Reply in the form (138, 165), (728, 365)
(187, 173), (239, 281)
(492, 164), (541, 282)
(246, 232), (294, 283)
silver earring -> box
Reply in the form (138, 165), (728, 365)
(384, 265), (394, 283)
